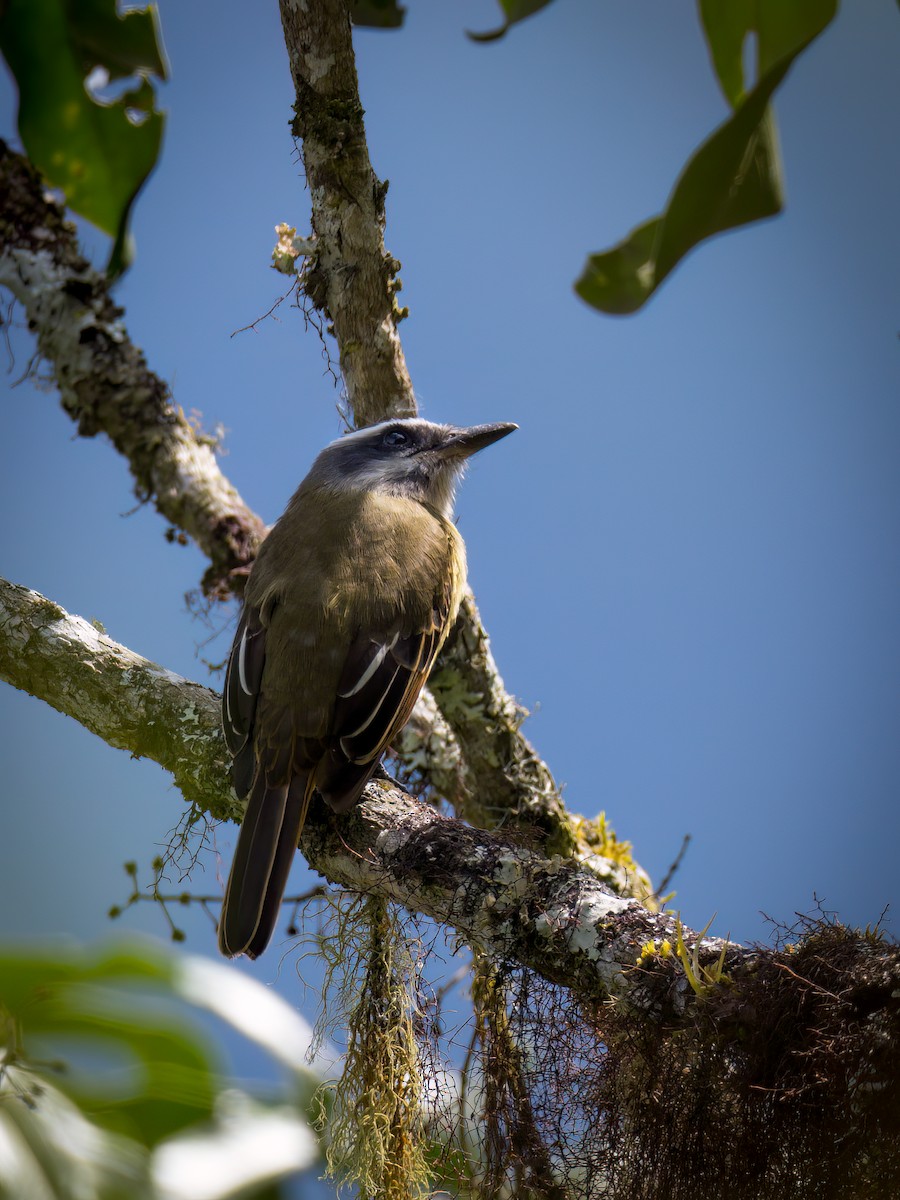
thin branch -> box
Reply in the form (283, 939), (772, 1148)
(278, 0), (416, 425)
(654, 833), (692, 899)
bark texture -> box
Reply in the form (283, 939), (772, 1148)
(279, 0), (415, 426)
(431, 592), (577, 855)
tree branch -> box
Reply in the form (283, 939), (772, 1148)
(0, 575), (229, 817)
(0, 572), (701, 1006)
(278, 0), (415, 425)
(0, 141), (265, 598)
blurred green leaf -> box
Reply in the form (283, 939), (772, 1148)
(0, 1060), (152, 1200)
(151, 1092), (318, 1200)
(468, 0), (556, 43)
(0, 940), (322, 1200)
(576, 1), (837, 314)
(697, 0), (756, 105)
(0, 944), (215, 1148)
(699, 0), (838, 106)
(351, 0), (406, 29)
(0, 0), (168, 276)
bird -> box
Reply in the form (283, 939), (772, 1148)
(218, 416), (517, 958)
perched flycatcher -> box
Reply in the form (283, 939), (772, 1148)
(218, 417), (516, 958)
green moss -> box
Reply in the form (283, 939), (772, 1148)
(316, 894), (430, 1199)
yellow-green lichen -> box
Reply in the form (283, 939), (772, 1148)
(572, 812), (654, 904)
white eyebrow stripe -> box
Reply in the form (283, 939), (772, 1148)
(338, 634), (398, 698)
(330, 420), (394, 447)
(327, 418), (435, 450)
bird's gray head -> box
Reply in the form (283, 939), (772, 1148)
(307, 417), (517, 517)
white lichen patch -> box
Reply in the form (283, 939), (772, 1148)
(494, 852), (524, 886)
(579, 852), (630, 892)
(566, 891), (631, 961)
(534, 911), (555, 938)
(305, 52), (335, 84)
(428, 666), (485, 723)
(151, 664), (196, 688)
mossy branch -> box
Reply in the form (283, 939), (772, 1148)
(0, 572), (721, 1007)
(4, 570), (899, 1196)
(277, 0), (416, 426)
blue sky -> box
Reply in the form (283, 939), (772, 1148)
(1, 0), (899, 1042)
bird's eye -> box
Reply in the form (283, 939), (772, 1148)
(382, 429), (409, 448)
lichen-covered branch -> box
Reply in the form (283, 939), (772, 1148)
(431, 593), (576, 855)
(0, 575), (231, 817)
(278, 0), (415, 425)
(0, 573), (704, 1005)
(0, 141), (265, 598)
(397, 686), (472, 809)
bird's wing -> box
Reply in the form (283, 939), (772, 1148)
(220, 599), (320, 959)
(327, 592), (452, 774)
(222, 604), (269, 798)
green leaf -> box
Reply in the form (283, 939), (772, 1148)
(468, 0), (556, 43)
(0, 1061), (153, 1200)
(0, 940), (322, 1200)
(697, 0), (756, 105)
(351, 0), (406, 29)
(576, 1), (837, 315)
(58, 0), (166, 80)
(0, 946), (216, 1148)
(0, 0), (168, 277)
(699, 0), (838, 106)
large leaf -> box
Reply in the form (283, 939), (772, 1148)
(0, 1061), (153, 1200)
(699, 0), (838, 104)
(0, 0), (167, 276)
(576, 0), (838, 314)
(0, 941), (321, 1200)
(0, 943), (216, 1147)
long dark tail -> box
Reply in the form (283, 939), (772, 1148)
(218, 772), (312, 959)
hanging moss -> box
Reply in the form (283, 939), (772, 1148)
(315, 893), (430, 1199)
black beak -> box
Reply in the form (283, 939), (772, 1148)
(437, 422), (518, 459)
